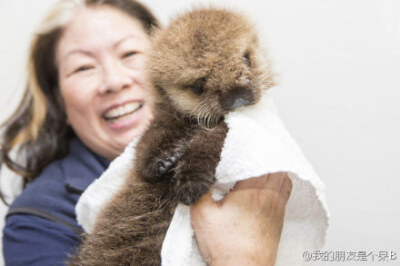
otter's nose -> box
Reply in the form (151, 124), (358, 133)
(220, 87), (254, 111)
(231, 97), (250, 109)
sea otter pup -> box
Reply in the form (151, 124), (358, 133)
(69, 8), (275, 266)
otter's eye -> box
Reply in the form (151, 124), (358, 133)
(192, 83), (205, 95)
(243, 52), (251, 66)
(190, 78), (207, 95)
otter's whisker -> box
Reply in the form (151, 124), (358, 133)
(190, 101), (202, 119)
(197, 103), (208, 127)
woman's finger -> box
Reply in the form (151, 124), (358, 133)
(233, 174), (269, 190)
(280, 174), (293, 204)
(265, 172), (287, 192)
(191, 192), (216, 213)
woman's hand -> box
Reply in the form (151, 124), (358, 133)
(190, 172), (292, 266)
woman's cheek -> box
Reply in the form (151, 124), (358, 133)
(66, 71), (102, 98)
(61, 78), (96, 116)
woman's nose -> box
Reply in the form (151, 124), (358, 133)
(98, 60), (132, 94)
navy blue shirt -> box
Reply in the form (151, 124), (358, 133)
(3, 138), (109, 266)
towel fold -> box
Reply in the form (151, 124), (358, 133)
(76, 89), (329, 266)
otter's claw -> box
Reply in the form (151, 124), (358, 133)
(157, 160), (172, 176)
(155, 150), (184, 179)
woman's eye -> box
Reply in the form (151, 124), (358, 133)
(122, 51), (138, 58)
(74, 65), (93, 73)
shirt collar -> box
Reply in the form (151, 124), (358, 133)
(62, 138), (110, 195)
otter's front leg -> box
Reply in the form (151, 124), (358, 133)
(135, 109), (187, 183)
(69, 178), (178, 266)
(173, 122), (229, 205)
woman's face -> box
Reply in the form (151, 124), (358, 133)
(57, 6), (153, 160)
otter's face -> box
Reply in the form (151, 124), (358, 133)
(148, 9), (275, 127)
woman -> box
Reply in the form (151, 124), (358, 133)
(0, 0), (292, 265)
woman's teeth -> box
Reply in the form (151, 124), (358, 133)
(103, 102), (143, 122)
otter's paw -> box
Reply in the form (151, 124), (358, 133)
(142, 148), (185, 183)
(156, 152), (182, 177)
(173, 175), (214, 205)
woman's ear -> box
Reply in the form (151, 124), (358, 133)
(54, 86), (70, 125)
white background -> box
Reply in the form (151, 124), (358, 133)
(1, 0), (399, 265)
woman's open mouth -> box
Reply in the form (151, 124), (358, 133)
(103, 101), (144, 123)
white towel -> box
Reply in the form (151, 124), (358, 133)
(76, 89), (329, 266)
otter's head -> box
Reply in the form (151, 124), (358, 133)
(148, 8), (275, 127)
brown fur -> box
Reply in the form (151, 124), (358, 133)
(69, 8), (275, 266)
